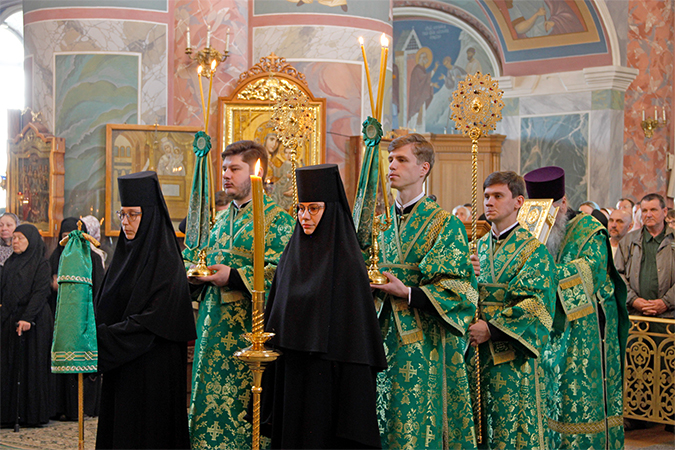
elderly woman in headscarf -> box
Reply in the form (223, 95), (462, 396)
(81, 214), (108, 268)
(0, 212), (19, 266)
(262, 164), (387, 449)
(48, 217), (104, 421)
(95, 171), (196, 449)
(0, 223), (54, 427)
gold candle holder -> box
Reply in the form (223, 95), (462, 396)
(187, 249), (213, 278)
(234, 290), (280, 450)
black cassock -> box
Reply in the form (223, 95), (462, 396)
(0, 224), (54, 426)
(95, 172), (195, 449)
(262, 165), (387, 449)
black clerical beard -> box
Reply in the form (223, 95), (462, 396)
(546, 210), (569, 257)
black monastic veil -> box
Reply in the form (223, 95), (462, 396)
(263, 164), (386, 449)
(94, 171), (195, 450)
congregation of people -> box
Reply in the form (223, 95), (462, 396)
(0, 135), (673, 450)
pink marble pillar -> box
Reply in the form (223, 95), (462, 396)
(623, 0), (673, 206)
(173, 0), (249, 136)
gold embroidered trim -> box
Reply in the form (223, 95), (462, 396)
(559, 275), (582, 290)
(51, 365), (98, 372)
(489, 340), (515, 365)
(548, 415), (623, 434)
(57, 275), (92, 284)
(566, 304), (595, 321)
(423, 210), (451, 253)
(434, 278), (479, 307)
(400, 330), (424, 345)
(519, 297), (553, 331)
(575, 258), (595, 293)
(392, 298), (409, 312)
(51, 351), (98, 361)
(380, 263), (421, 271)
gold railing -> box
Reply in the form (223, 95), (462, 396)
(623, 315), (674, 425)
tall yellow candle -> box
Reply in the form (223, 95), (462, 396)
(251, 160), (265, 292)
(376, 34), (389, 121)
(197, 66), (206, 128)
(205, 59), (217, 133)
(359, 37), (376, 117)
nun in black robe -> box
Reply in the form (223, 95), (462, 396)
(95, 171), (196, 449)
(49, 217), (104, 420)
(262, 164), (387, 449)
(0, 223), (54, 426)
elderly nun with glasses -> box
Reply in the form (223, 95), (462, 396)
(95, 171), (196, 449)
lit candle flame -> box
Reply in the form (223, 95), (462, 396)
(255, 159), (262, 177)
(380, 33), (389, 47)
(211, 59), (217, 71)
(358, 36), (364, 45)
(197, 65), (202, 75)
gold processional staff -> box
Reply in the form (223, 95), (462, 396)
(450, 71), (504, 444)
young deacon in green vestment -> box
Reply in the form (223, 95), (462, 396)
(524, 167), (629, 450)
(184, 141), (294, 449)
(468, 171), (557, 450)
(371, 134), (478, 449)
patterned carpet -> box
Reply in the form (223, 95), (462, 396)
(0, 418), (97, 450)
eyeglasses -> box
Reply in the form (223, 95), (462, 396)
(296, 204), (324, 216)
(116, 210), (142, 222)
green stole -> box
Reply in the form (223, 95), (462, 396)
(472, 224), (556, 450)
(375, 197), (478, 450)
(544, 213), (629, 450)
(185, 196), (293, 450)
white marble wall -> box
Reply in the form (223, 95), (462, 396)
(24, 19), (167, 130)
(496, 66), (637, 209)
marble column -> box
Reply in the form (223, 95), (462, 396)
(23, 1), (171, 217)
(624, 0), (673, 205)
(497, 66), (637, 209)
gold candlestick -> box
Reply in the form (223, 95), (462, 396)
(235, 161), (279, 450)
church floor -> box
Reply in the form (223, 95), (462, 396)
(0, 417), (672, 449)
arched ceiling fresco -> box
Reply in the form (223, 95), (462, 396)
(395, 0), (615, 76)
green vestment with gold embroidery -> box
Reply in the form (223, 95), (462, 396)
(543, 213), (629, 450)
(469, 225), (556, 450)
(184, 196), (294, 450)
(374, 198), (478, 450)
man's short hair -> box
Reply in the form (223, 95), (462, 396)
(640, 193), (666, 209)
(222, 140), (268, 180)
(618, 197), (635, 208)
(388, 133), (435, 179)
(483, 171), (526, 198)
